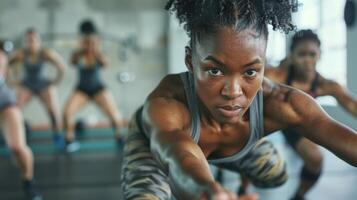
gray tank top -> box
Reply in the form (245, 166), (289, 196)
(23, 49), (46, 81)
(180, 71), (264, 164)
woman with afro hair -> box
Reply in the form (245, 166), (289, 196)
(121, 1), (357, 199)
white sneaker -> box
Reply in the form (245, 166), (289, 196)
(65, 141), (80, 153)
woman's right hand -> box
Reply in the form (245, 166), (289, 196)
(200, 182), (258, 200)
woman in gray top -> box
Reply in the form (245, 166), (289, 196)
(0, 40), (42, 200)
(8, 28), (66, 148)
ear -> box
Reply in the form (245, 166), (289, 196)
(185, 46), (194, 72)
(317, 49), (321, 60)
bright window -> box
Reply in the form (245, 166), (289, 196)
(294, 0), (347, 86)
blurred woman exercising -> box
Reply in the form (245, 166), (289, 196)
(0, 40), (42, 200)
(263, 29), (357, 200)
(63, 20), (125, 152)
(8, 28), (66, 148)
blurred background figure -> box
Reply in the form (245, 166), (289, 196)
(8, 28), (66, 149)
(0, 40), (42, 200)
(63, 20), (125, 152)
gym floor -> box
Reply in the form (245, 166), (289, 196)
(1, 129), (357, 200)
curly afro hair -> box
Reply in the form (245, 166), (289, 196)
(79, 20), (97, 35)
(166, 0), (299, 43)
(290, 29), (321, 51)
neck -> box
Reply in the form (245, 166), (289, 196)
(197, 97), (215, 125)
(27, 47), (40, 55)
(291, 65), (316, 83)
(84, 49), (97, 57)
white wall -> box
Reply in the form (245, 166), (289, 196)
(322, 0), (357, 130)
(347, 0), (357, 95)
(167, 14), (189, 74)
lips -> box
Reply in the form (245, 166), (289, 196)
(217, 105), (243, 118)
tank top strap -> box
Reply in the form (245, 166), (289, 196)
(310, 72), (319, 96)
(180, 71), (201, 143)
(23, 49), (45, 65)
(286, 65), (294, 85)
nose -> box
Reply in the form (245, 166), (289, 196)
(221, 77), (243, 99)
(303, 57), (316, 70)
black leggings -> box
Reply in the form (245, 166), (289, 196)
(282, 127), (303, 149)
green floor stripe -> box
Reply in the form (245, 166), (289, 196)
(0, 127), (127, 156)
(0, 140), (120, 156)
(26, 128), (128, 139)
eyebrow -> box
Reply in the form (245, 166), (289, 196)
(204, 56), (226, 67)
(243, 58), (262, 67)
(204, 55), (262, 68)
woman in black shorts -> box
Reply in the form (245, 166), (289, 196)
(63, 20), (125, 152)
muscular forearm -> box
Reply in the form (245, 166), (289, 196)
(53, 67), (64, 84)
(95, 53), (107, 67)
(71, 51), (82, 65)
(301, 118), (357, 166)
(5, 66), (19, 86)
(0, 53), (7, 76)
(344, 103), (357, 117)
(337, 98), (357, 117)
(152, 133), (215, 198)
(8, 58), (19, 66)
(326, 122), (357, 166)
(328, 82), (357, 117)
(170, 146), (215, 198)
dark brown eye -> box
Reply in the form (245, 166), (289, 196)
(244, 69), (257, 77)
(207, 68), (223, 76)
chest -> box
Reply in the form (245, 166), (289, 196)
(290, 81), (314, 93)
(197, 121), (251, 159)
(79, 55), (98, 67)
(25, 55), (43, 67)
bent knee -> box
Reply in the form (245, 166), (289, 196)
(63, 109), (74, 121)
(304, 149), (324, 172)
(8, 143), (28, 156)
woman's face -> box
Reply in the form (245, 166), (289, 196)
(186, 27), (266, 124)
(290, 40), (320, 75)
(81, 34), (98, 53)
(25, 32), (41, 52)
